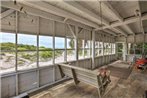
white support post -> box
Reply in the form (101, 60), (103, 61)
(92, 30), (95, 69)
(0, 75), (1, 98)
(110, 37), (112, 61)
(82, 32), (85, 58)
(65, 25), (67, 62)
(75, 26), (78, 66)
(142, 34), (145, 54)
(15, 12), (18, 72)
(108, 36), (111, 62)
(36, 17), (40, 88)
(15, 11), (18, 96)
(114, 38), (116, 60)
(89, 34), (91, 60)
(102, 34), (105, 65)
(133, 35), (136, 55)
(123, 37), (128, 61)
(53, 21), (55, 65)
(115, 42), (117, 60)
(53, 21), (55, 81)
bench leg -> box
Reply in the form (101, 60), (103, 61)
(97, 88), (102, 98)
(71, 69), (80, 85)
(58, 65), (65, 78)
(96, 76), (102, 98)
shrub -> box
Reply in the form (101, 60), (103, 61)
(40, 51), (52, 59)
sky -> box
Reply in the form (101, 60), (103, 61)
(0, 32), (71, 48)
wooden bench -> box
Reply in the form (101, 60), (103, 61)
(13, 93), (29, 98)
(58, 64), (111, 98)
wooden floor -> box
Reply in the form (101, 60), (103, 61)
(31, 80), (99, 98)
(30, 61), (147, 98)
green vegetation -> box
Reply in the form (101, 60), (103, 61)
(68, 39), (87, 49)
(18, 44), (36, 50)
(0, 42), (66, 61)
(69, 39), (74, 49)
(1, 42), (16, 51)
(118, 43), (147, 54)
(1, 42), (54, 61)
(1, 42), (36, 51)
(117, 43), (123, 52)
(21, 53), (36, 61)
(40, 51), (52, 59)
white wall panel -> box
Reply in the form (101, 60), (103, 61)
(66, 24), (75, 38)
(18, 71), (38, 93)
(55, 22), (66, 37)
(18, 13), (38, 35)
(85, 29), (92, 40)
(94, 57), (99, 67)
(95, 56), (103, 67)
(39, 67), (54, 86)
(40, 18), (54, 36)
(127, 35), (134, 43)
(94, 55), (116, 69)
(1, 75), (16, 98)
(1, 12), (16, 33)
(116, 36), (125, 42)
(78, 28), (85, 39)
(78, 59), (92, 69)
(136, 34), (144, 43)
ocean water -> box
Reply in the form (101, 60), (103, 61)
(0, 32), (71, 48)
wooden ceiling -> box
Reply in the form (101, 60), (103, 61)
(1, 0), (147, 37)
